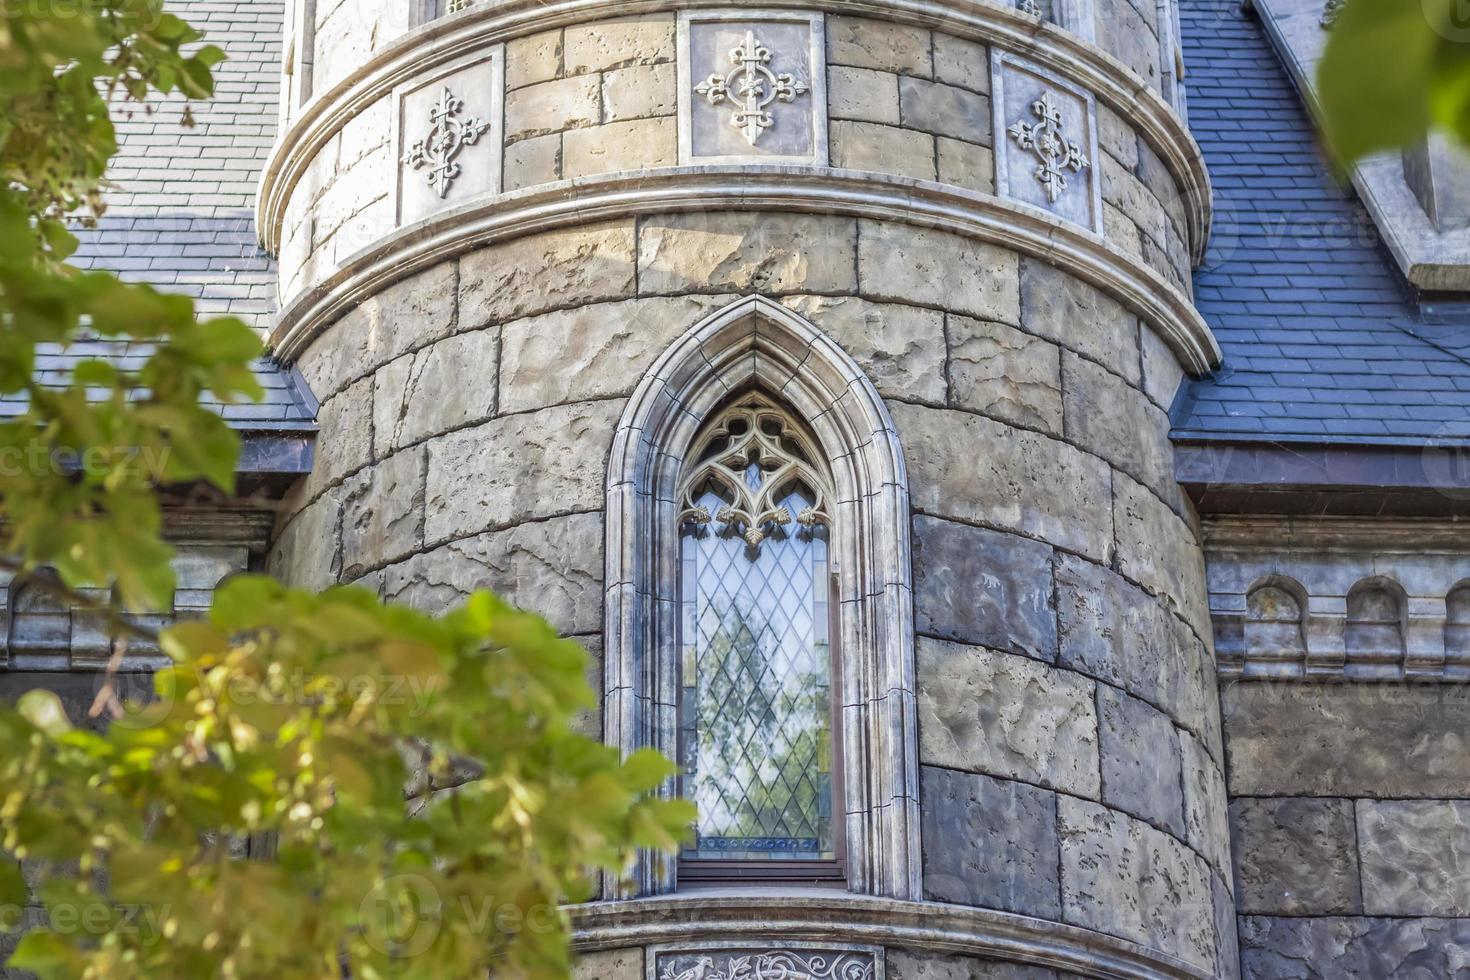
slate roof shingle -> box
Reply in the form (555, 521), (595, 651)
(1174, 0), (1470, 446)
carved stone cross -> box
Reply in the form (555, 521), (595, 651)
(401, 86), (491, 198)
(695, 30), (809, 146)
(1006, 90), (1091, 204)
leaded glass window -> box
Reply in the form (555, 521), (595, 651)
(676, 395), (840, 874)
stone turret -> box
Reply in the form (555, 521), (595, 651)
(261, 0), (1233, 973)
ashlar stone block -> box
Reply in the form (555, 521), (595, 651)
(858, 221), (1020, 325)
(1019, 258), (1141, 385)
(638, 213), (857, 296)
(459, 221), (638, 329)
(372, 328), (499, 454)
(1097, 686), (1185, 837)
(1230, 797), (1361, 916)
(946, 315), (1063, 435)
(779, 295), (947, 402)
(1359, 800), (1470, 916)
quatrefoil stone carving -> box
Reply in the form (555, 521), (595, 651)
(1006, 90), (1091, 204)
(694, 29), (809, 146)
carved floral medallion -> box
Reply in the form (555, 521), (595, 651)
(1006, 91), (1092, 204)
(401, 86), (491, 198)
(694, 29), (810, 146)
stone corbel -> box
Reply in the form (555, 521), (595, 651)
(1304, 595), (1346, 675)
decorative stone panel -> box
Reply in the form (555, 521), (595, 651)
(677, 11), (827, 165)
(648, 943), (884, 980)
(390, 48), (504, 227)
(990, 52), (1101, 234)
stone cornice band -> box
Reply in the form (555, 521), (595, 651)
(255, 0), (1213, 266)
(567, 893), (1213, 980)
(266, 167), (1222, 374)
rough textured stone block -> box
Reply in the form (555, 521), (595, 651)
(1139, 324), (1184, 412)
(946, 315), (1062, 434)
(1058, 798), (1217, 973)
(1097, 686), (1185, 837)
(827, 17), (932, 76)
(1359, 800), (1470, 916)
(341, 448), (425, 579)
(932, 35), (990, 94)
(638, 213), (858, 296)
(1095, 0), (1159, 86)
(563, 17), (674, 76)
(573, 946), (643, 980)
(307, 375), (373, 493)
(372, 328), (500, 454)
(561, 117), (676, 178)
(780, 295), (947, 402)
(920, 766), (1061, 918)
(894, 403), (1113, 561)
(459, 222), (638, 329)
(1222, 681), (1470, 797)
(1018, 259), (1140, 385)
(506, 29), (562, 91)
(499, 295), (731, 414)
(830, 120), (936, 180)
(504, 75), (600, 142)
(828, 65), (900, 124)
(911, 515), (1057, 661)
(423, 400), (619, 542)
(937, 139), (995, 193)
(601, 62), (675, 122)
(1238, 915), (1470, 980)
(899, 77), (990, 144)
(382, 512), (602, 635)
(1112, 472), (1208, 635)
(1061, 351), (1175, 502)
(1179, 730), (1231, 881)
(858, 222), (1020, 325)
(917, 638), (1099, 798)
(503, 131), (561, 191)
(1096, 104), (1139, 171)
(888, 950), (1062, 979)
(1211, 872), (1240, 980)
(268, 489), (341, 592)
(1230, 797), (1362, 916)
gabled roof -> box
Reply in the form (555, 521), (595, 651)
(1174, 0), (1470, 447)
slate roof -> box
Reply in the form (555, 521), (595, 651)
(1173, 0), (1470, 446)
(48, 0), (314, 434)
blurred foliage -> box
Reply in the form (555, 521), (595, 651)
(1318, 0), (1470, 166)
(0, 2), (692, 976)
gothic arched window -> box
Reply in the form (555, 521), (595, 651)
(674, 395), (842, 881)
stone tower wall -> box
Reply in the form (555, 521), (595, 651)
(262, 2), (1229, 975)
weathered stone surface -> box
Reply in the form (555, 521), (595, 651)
(917, 638), (1099, 797)
(372, 328), (499, 454)
(1179, 731), (1231, 881)
(937, 139), (994, 193)
(830, 120), (936, 180)
(911, 515), (1057, 661)
(382, 512), (602, 635)
(1211, 872), (1241, 980)
(459, 222), (638, 329)
(827, 17), (932, 76)
(1230, 797), (1361, 916)
(1139, 323), (1184, 412)
(1238, 915), (1470, 979)
(1061, 351), (1175, 502)
(499, 296), (731, 414)
(562, 117), (676, 177)
(920, 766), (1061, 918)
(573, 946), (643, 980)
(888, 948), (1060, 979)
(1100, 154), (1167, 250)
(1112, 472), (1208, 635)
(1096, 104), (1139, 171)
(638, 213), (858, 296)
(899, 77), (990, 144)
(932, 35), (989, 94)
(1102, 203), (1144, 261)
(946, 315), (1062, 434)
(423, 400), (620, 543)
(504, 75), (601, 142)
(1095, 0), (1159, 87)
(341, 448), (425, 579)
(308, 374), (373, 493)
(1058, 798), (1217, 973)
(1097, 686), (1184, 837)
(503, 131), (561, 190)
(563, 16), (673, 75)
(268, 489), (340, 592)
(1018, 259), (1140, 385)
(1222, 681), (1470, 797)
(1359, 800), (1470, 916)
(859, 222), (1020, 325)
(780, 295), (946, 402)
(828, 65), (901, 124)
(1054, 553), (1208, 735)
(600, 62), (675, 122)
(505, 28), (562, 90)
(894, 403), (1113, 562)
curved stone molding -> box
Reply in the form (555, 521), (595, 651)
(266, 168), (1220, 374)
(603, 295), (921, 899)
(257, 0), (1210, 263)
(568, 893), (1214, 980)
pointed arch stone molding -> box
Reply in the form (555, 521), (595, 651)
(604, 295), (921, 899)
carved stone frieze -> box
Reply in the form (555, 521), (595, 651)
(991, 51), (1101, 233)
(651, 945), (882, 980)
